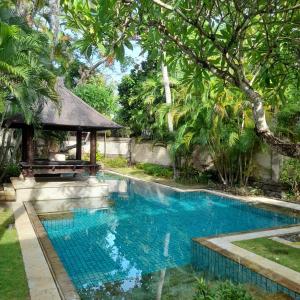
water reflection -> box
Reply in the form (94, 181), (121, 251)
(41, 174), (300, 298)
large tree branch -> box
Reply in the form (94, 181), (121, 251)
(148, 0), (300, 157)
(152, 21), (236, 85)
(78, 59), (106, 85)
(239, 79), (300, 157)
(151, 0), (244, 81)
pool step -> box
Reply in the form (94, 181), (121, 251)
(0, 183), (16, 201)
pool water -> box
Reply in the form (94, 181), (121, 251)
(42, 175), (299, 298)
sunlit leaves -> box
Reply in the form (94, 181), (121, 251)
(0, 7), (57, 124)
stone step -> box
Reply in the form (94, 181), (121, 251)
(0, 190), (15, 201)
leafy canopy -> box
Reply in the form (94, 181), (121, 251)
(73, 75), (118, 118)
(0, 5), (57, 123)
(61, 0), (300, 157)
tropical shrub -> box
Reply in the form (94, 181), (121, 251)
(166, 80), (260, 187)
(280, 159), (300, 200)
(136, 163), (173, 179)
(0, 5), (56, 183)
(194, 278), (253, 300)
(0, 163), (21, 183)
(177, 168), (212, 185)
(214, 281), (253, 300)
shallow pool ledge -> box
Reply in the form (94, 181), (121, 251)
(192, 226), (300, 299)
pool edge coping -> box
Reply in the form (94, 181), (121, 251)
(23, 201), (80, 300)
(10, 201), (62, 300)
(193, 226), (300, 294)
(105, 169), (300, 213)
(107, 169), (300, 294)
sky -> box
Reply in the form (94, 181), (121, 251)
(94, 43), (146, 89)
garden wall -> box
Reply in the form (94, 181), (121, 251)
(66, 136), (172, 166)
(67, 136), (282, 182)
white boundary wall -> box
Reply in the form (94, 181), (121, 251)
(67, 137), (172, 166)
(66, 136), (282, 181)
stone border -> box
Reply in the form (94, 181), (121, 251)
(193, 225), (300, 295)
(11, 202), (62, 300)
(270, 236), (300, 249)
(24, 201), (80, 300)
(105, 169), (300, 213)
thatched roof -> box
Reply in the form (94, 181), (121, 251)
(4, 77), (122, 131)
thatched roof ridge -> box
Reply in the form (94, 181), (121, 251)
(5, 77), (122, 131)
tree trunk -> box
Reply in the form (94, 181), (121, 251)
(161, 62), (173, 132)
(49, 0), (60, 59)
(239, 80), (300, 158)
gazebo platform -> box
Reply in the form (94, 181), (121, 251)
(11, 176), (109, 202)
(20, 159), (99, 177)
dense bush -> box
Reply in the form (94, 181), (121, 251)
(280, 158), (300, 200)
(177, 167), (212, 185)
(0, 164), (21, 183)
(136, 163), (173, 179)
(194, 278), (253, 300)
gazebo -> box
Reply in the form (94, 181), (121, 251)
(4, 78), (121, 178)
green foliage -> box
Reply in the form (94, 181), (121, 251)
(0, 6), (57, 123)
(276, 88), (300, 143)
(83, 152), (128, 168)
(280, 158), (300, 199)
(0, 163), (21, 183)
(117, 58), (169, 138)
(136, 163), (173, 179)
(166, 79), (260, 186)
(194, 278), (214, 300)
(64, 59), (87, 89)
(194, 278), (253, 300)
(177, 168), (212, 185)
(73, 75), (117, 117)
(61, 0), (300, 158)
(99, 155), (128, 168)
(215, 281), (253, 300)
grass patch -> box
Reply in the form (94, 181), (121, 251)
(99, 156), (128, 168)
(83, 153), (128, 168)
(0, 208), (29, 299)
(136, 163), (173, 179)
(234, 238), (300, 273)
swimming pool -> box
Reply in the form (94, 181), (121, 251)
(41, 174), (300, 298)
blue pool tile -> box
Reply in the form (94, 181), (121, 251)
(42, 176), (300, 295)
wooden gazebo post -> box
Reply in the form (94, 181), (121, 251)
(21, 125), (34, 177)
(21, 127), (28, 162)
(76, 130), (82, 160)
(90, 129), (97, 176)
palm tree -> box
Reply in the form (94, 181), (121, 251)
(0, 6), (57, 181)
